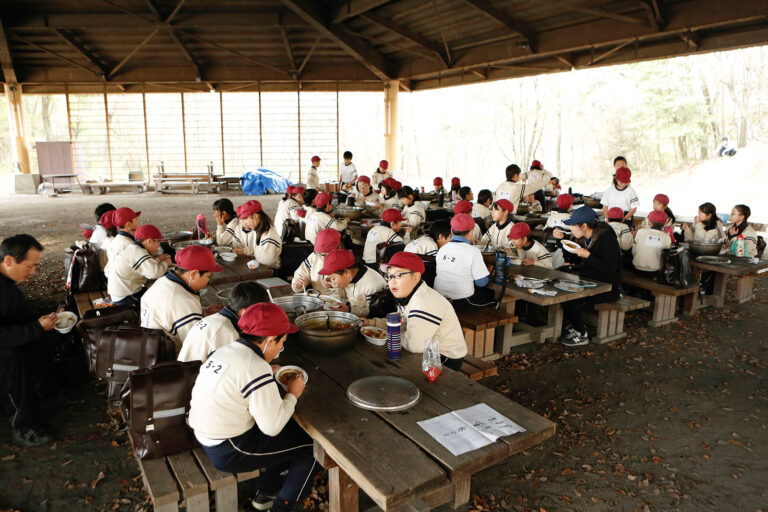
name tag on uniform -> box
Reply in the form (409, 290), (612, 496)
(498, 191), (510, 200)
(645, 234), (663, 248)
(198, 358), (229, 392)
(407, 240), (418, 249)
(367, 229), (379, 240)
(441, 254), (457, 263)
(195, 319), (209, 330)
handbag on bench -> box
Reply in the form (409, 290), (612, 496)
(76, 305), (139, 376)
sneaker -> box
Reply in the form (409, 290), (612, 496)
(561, 331), (589, 347)
(250, 490), (276, 511)
(12, 427), (52, 447)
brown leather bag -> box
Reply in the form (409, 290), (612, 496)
(376, 241), (405, 264)
(122, 360), (201, 460)
(64, 243), (105, 294)
(75, 305), (139, 376)
(95, 325), (176, 400)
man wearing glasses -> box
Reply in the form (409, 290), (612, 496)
(366, 252), (467, 371)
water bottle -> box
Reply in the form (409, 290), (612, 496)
(736, 235), (746, 257)
(386, 312), (402, 360)
(494, 250), (508, 284)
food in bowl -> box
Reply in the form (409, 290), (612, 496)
(220, 252), (237, 262)
(54, 311), (78, 334)
(275, 366), (308, 390)
(361, 327), (385, 339)
(277, 369), (301, 385)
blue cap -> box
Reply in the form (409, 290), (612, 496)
(563, 206), (597, 226)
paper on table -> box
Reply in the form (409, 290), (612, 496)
(417, 413), (495, 456)
(417, 403), (527, 456)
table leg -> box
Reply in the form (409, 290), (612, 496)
(682, 292), (698, 317)
(452, 473), (471, 509)
(547, 304), (564, 342)
(649, 294), (677, 327)
(329, 466), (359, 512)
(711, 273), (727, 307)
(735, 275), (756, 303)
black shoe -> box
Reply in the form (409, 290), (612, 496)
(561, 330), (589, 347)
(250, 490), (276, 511)
(12, 427), (53, 447)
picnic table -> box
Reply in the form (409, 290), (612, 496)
(689, 254), (768, 306)
(281, 339), (555, 511)
(208, 254), (274, 286)
(490, 265), (612, 349)
(620, 271), (699, 326)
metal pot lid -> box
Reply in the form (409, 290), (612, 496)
(347, 376), (421, 412)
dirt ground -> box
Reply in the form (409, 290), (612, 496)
(0, 191), (766, 512)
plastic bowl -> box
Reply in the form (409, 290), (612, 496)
(54, 311), (78, 334)
(275, 365), (308, 391)
(220, 252), (237, 262)
(360, 326), (387, 346)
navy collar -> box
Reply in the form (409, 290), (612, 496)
(165, 270), (199, 296)
(450, 235), (470, 244)
(132, 240), (145, 249)
(523, 240), (534, 250)
(220, 307), (240, 330)
(235, 338), (265, 358)
(118, 230), (135, 240)
(350, 265), (367, 284)
(396, 279), (424, 307)
(496, 217), (513, 229)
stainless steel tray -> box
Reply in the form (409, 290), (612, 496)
(346, 376), (421, 412)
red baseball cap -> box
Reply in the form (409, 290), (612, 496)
(380, 251), (425, 274)
(381, 178), (396, 189)
(556, 194), (574, 210)
(607, 207), (624, 220)
(237, 200), (262, 218)
(286, 186), (295, 194)
(357, 175), (370, 184)
(653, 193), (669, 206)
(100, 210), (116, 229)
(530, 160), (543, 169)
(175, 246), (222, 273)
(134, 224), (163, 240)
(451, 213), (475, 232)
(238, 303), (298, 337)
(494, 199), (514, 212)
(392, 180), (403, 191)
(453, 200), (472, 214)
(379, 160), (388, 170)
(647, 210), (668, 224)
(318, 249), (355, 275)
(293, 186), (305, 194)
(113, 207), (141, 227)
(382, 208), (404, 223)
(311, 155), (321, 162)
(507, 222), (531, 239)
(451, 177), (460, 187)
(315, 192), (332, 208)
(433, 177), (443, 187)
(615, 167), (631, 184)
(315, 228), (341, 253)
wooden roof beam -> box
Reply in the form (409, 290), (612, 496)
(297, 37), (320, 76)
(0, 17), (17, 83)
(108, 27), (159, 78)
(53, 29), (109, 78)
(11, 34), (102, 76)
(168, 30), (201, 81)
(331, 0), (391, 24)
(280, 0), (392, 81)
(587, 39), (634, 66)
(548, 1), (649, 27)
(360, 11), (449, 67)
(638, 1), (660, 31)
(279, 27), (298, 76)
(460, 0), (535, 52)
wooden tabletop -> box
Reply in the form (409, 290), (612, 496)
(621, 271), (699, 296)
(491, 264), (612, 306)
(689, 254), (768, 276)
(281, 339), (555, 511)
(208, 254), (274, 285)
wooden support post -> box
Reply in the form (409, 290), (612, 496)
(65, 87), (73, 141)
(336, 82), (340, 181)
(297, 88), (302, 183)
(219, 90), (226, 175)
(452, 473), (471, 508)
(710, 273), (727, 307)
(180, 91), (188, 173)
(4, 84), (31, 174)
(142, 88), (151, 183)
(547, 304), (564, 342)
(103, 91), (114, 180)
(384, 80), (399, 171)
(258, 82), (264, 167)
(328, 466), (358, 512)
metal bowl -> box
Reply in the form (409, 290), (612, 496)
(583, 196), (602, 209)
(688, 239), (724, 256)
(172, 238), (214, 250)
(293, 311), (362, 355)
(334, 206), (364, 221)
(516, 204), (530, 215)
(272, 295), (325, 321)
(163, 230), (194, 243)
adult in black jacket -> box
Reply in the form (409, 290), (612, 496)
(554, 207), (622, 346)
(0, 234), (57, 446)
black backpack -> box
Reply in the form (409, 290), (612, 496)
(657, 247), (698, 288)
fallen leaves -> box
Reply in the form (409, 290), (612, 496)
(90, 471), (106, 489)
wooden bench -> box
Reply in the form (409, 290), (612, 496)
(460, 354), (498, 380)
(621, 271), (699, 327)
(456, 305), (517, 360)
(82, 180), (149, 195)
(153, 166), (221, 194)
(587, 295), (651, 344)
(125, 432), (260, 512)
(73, 290), (108, 317)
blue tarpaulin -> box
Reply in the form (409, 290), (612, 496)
(240, 168), (292, 196)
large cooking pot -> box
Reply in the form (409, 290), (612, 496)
(293, 311), (362, 355)
(272, 295), (325, 321)
(172, 238), (214, 250)
(163, 230), (194, 243)
(583, 196), (602, 209)
(688, 239), (724, 256)
(334, 206), (364, 221)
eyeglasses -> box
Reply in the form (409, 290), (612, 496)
(385, 271), (414, 281)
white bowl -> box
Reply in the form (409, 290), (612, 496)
(275, 365), (308, 390)
(247, 259), (259, 269)
(220, 252), (237, 262)
(54, 311), (78, 334)
(360, 326), (387, 346)
(213, 245), (233, 253)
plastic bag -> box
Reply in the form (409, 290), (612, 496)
(196, 214), (210, 237)
(422, 336), (442, 383)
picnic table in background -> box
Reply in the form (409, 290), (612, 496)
(490, 265), (612, 349)
(689, 254), (768, 306)
(208, 255), (274, 286)
(281, 338), (555, 511)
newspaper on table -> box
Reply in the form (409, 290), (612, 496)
(417, 403), (526, 456)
